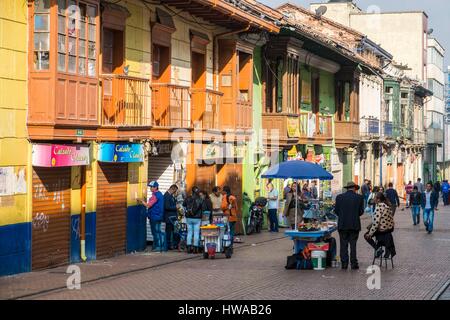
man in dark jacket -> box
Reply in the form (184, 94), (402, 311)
(385, 182), (400, 216)
(335, 181), (364, 270)
(164, 184), (179, 251)
(421, 182), (439, 234)
(183, 186), (204, 253)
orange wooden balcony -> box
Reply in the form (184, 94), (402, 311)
(191, 88), (223, 131)
(151, 83), (190, 128)
(262, 113), (300, 146)
(100, 74), (151, 127)
(334, 120), (360, 147)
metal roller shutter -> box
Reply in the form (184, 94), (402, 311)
(147, 156), (175, 194)
(32, 167), (71, 270)
(97, 163), (128, 259)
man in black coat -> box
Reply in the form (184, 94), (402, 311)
(164, 184), (179, 251)
(334, 181), (365, 270)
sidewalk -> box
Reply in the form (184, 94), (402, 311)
(0, 228), (285, 300)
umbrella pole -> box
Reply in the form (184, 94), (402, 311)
(295, 179), (298, 231)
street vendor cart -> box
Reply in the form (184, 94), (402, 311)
(200, 213), (233, 259)
(262, 160), (336, 270)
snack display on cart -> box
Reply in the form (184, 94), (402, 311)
(200, 213), (233, 259)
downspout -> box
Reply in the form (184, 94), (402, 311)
(80, 166), (87, 262)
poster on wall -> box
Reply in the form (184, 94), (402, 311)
(0, 167), (26, 196)
(301, 78), (311, 105)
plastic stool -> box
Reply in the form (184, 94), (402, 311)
(372, 246), (394, 269)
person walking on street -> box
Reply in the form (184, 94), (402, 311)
(409, 186), (422, 226)
(414, 178), (425, 194)
(441, 180), (450, 206)
(385, 183), (400, 216)
(209, 186), (223, 215)
(183, 186), (204, 254)
(364, 192), (396, 259)
(405, 181), (413, 208)
(221, 186), (238, 246)
(163, 184), (179, 251)
(421, 183), (439, 234)
(334, 181), (365, 270)
(140, 181), (165, 252)
(361, 179), (370, 208)
(367, 186), (380, 214)
(266, 182), (279, 232)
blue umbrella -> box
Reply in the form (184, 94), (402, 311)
(261, 160), (333, 180)
(262, 160), (333, 230)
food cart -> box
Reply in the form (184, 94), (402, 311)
(262, 160), (336, 270)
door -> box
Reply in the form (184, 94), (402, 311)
(32, 167), (71, 270)
(195, 164), (216, 192)
(217, 163), (243, 234)
(96, 162), (127, 259)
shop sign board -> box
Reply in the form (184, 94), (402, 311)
(32, 143), (90, 167)
(287, 117), (300, 138)
(98, 143), (144, 163)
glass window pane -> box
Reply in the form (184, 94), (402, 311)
(34, 14), (49, 32)
(88, 24), (96, 41)
(35, 0), (50, 13)
(79, 22), (86, 39)
(58, 34), (66, 53)
(87, 5), (97, 24)
(79, 4), (87, 22)
(34, 33), (49, 51)
(68, 37), (76, 55)
(79, 40), (86, 57)
(58, 53), (66, 72)
(57, 0), (66, 15)
(34, 51), (49, 70)
(79, 58), (86, 75)
(68, 18), (76, 37)
(88, 59), (96, 76)
(68, 55), (76, 73)
(58, 15), (66, 34)
(88, 41), (96, 59)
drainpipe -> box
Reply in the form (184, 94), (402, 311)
(80, 166), (87, 262)
(213, 25), (251, 91)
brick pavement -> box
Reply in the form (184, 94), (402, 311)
(1, 204), (449, 300)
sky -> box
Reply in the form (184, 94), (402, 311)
(259, 0), (450, 71)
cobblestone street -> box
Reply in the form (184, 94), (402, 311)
(1, 204), (449, 300)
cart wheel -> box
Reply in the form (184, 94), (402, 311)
(203, 252), (209, 259)
(210, 255), (215, 259)
(225, 247), (232, 259)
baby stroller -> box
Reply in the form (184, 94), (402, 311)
(247, 197), (267, 235)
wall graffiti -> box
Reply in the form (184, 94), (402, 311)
(33, 213), (50, 232)
(72, 217), (80, 240)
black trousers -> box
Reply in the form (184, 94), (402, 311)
(339, 230), (360, 266)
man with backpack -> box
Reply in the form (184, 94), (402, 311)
(183, 186), (204, 254)
(140, 181), (165, 252)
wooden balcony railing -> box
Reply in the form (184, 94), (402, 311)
(191, 89), (223, 130)
(298, 113), (333, 140)
(335, 120), (360, 146)
(262, 113), (300, 144)
(151, 83), (190, 128)
(100, 74), (151, 127)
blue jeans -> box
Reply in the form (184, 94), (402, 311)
(229, 221), (236, 246)
(411, 205), (421, 225)
(443, 192), (449, 205)
(423, 208), (435, 233)
(364, 193), (369, 208)
(186, 218), (201, 247)
(150, 219), (164, 250)
(268, 209), (279, 232)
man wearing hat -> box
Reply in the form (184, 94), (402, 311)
(140, 181), (165, 252)
(334, 181), (365, 270)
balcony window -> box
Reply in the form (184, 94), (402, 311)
(238, 51), (252, 103)
(33, 0), (50, 70)
(54, 0), (97, 76)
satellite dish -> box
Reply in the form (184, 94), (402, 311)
(427, 28), (434, 35)
(315, 5), (328, 18)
